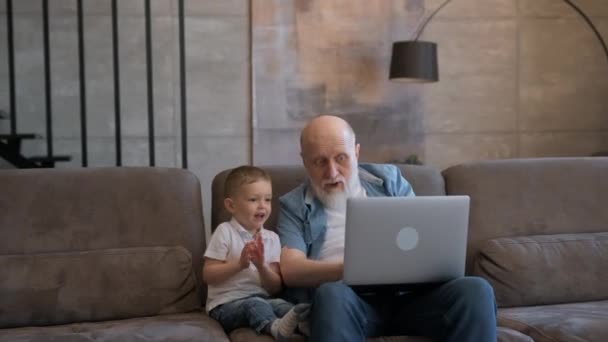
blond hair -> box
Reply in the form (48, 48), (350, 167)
(224, 165), (271, 198)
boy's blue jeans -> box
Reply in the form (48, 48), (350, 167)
(209, 295), (293, 334)
(310, 277), (497, 342)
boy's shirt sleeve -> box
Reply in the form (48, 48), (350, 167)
(204, 223), (230, 261)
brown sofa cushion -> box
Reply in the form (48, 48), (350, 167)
(0, 246), (199, 328)
(0, 313), (229, 342)
(474, 232), (608, 307)
(498, 300), (608, 342)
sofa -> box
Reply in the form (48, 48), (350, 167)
(211, 157), (608, 342)
(1, 158), (606, 342)
(0, 167), (228, 341)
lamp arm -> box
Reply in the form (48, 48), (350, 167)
(412, 0), (607, 64)
(412, 0), (453, 41)
(562, 0), (608, 64)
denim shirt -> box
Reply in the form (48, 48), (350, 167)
(276, 163), (415, 303)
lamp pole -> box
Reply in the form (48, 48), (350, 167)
(562, 0), (608, 64)
(413, 0), (607, 61)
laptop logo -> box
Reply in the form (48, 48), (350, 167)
(396, 227), (419, 251)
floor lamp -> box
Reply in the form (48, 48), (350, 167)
(389, 0), (608, 83)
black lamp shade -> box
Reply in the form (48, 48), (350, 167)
(389, 41), (438, 83)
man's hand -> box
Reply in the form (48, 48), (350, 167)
(250, 233), (265, 269)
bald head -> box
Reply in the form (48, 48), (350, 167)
(299, 115), (361, 201)
(300, 115), (356, 155)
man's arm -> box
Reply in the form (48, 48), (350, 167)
(280, 247), (342, 287)
(277, 191), (342, 287)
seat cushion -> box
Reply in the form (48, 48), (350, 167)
(0, 246), (199, 328)
(474, 232), (608, 307)
(498, 300), (608, 342)
(496, 327), (533, 342)
(229, 328), (432, 342)
(229, 328), (300, 342)
(0, 313), (228, 342)
(229, 327), (527, 341)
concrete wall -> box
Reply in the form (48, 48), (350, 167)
(251, 0), (608, 169)
(0, 0), (250, 239)
(423, 0), (608, 168)
(1, 0), (607, 237)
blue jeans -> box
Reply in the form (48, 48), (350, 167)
(310, 277), (497, 342)
(209, 295), (294, 334)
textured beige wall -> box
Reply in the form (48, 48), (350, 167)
(2, 0), (607, 237)
(252, 0), (608, 169)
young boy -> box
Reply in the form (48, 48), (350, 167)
(203, 166), (309, 340)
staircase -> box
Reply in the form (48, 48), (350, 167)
(0, 112), (71, 168)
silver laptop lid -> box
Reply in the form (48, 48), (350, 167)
(343, 196), (470, 286)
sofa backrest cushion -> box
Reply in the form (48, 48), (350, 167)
(474, 232), (608, 307)
(211, 164), (445, 232)
(442, 157), (608, 273)
(0, 246), (198, 328)
(0, 168), (205, 326)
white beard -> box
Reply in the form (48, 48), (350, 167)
(312, 167), (362, 211)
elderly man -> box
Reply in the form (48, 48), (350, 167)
(277, 115), (496, 341)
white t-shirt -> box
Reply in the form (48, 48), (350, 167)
(318, 184), (367, 261)
(204, 218), (281, 312)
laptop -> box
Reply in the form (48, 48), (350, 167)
(343, 196), (470, 291)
